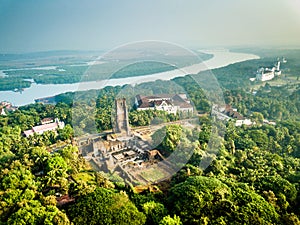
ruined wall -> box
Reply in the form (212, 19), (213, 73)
(114, 98), (131, 136)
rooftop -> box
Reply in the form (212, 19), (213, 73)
(23, 118), (64, 137)
(136, 94), (193, 111)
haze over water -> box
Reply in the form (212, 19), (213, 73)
(0, 50), (259, 106)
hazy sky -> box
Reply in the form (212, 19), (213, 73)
(0, 0), (300, 53)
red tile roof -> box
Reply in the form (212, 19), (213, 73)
(136, 94), (193, 111)
(23, 120), (63, 137)
(32, 123), (58, 133)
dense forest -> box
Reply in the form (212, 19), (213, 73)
(1, 49), (300, 224)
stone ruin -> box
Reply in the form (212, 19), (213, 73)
(113, 98), (131, 137)
(78, 98), (167, 185)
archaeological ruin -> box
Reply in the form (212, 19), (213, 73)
(77, 98), (197, 185)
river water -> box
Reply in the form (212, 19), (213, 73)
(0, 50), (259, 106)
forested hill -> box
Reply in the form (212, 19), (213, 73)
(1, 50), (300, 224)
(1, 91), (300, 224)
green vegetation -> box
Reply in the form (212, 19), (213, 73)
(140, 167), (167, 182)
(66, 187), (146, 225)
(2, 62), (177, 85)
(0, 77), (31, 91)
(152, 125), (183, 153)
(168, 176), (279, 224)
(0, 51), (213, 91)
(1, 48), (300, 224)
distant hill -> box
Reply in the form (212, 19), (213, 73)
(0, 50), (105, 61)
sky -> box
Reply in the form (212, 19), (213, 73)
(0, 0), (300, 53)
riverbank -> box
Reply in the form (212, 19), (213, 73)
(0, 49), (259, 106)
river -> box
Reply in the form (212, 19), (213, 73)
(0, 49), (259, 106)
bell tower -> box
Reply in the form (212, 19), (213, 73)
(114, 98), (131, 136)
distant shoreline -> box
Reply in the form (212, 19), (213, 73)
(0, 49), (259, 106)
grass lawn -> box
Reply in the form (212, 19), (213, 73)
(140, 166), (168, 182)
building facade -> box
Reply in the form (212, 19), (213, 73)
(256, 60), (281, 81)
(135, 94), (194, 115)
(24, 118), (65, 137)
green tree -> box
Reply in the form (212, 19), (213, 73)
(7, 200), (70, 225)
(29, 146), (50, 173)
(159, 215), (182, 225)
(167, 176), (279, 224)
(44, 155), (69, 189)
(152, 125), (182, 154)
(57, 124), (74, 141)
(167, 176), (231, 224)
(67, 187), (146, 225)
(142, 201), (168, 225)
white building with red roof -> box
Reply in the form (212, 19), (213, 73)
(24, 118), (65, 137)
(135, 94), (194, 115)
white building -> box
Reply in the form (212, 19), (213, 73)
(256, 67), (275, 81)
(213, 104), (254, 127)
(135, 94), (194, 115)
(1, 108), (6, 116)
(24, 118), (65, 137)
(235, 119), (254, 126)
(256, 61), (281, 81)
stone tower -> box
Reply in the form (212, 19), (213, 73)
(114, 98), (131, 136)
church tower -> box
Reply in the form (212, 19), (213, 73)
(113, 98), (131, 136)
